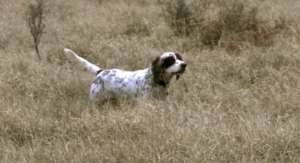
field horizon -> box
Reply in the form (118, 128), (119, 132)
(1, 0), (300, 162)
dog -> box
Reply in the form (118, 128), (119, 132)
(64, 48), (186, 102)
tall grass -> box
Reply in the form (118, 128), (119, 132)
(1, 0), (300, 162)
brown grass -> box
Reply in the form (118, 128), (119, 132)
(1, 0), (300, 162)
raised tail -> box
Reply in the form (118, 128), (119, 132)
(64, 48), (101, 74)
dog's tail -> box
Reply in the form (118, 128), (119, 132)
(64, 48), (101, 74)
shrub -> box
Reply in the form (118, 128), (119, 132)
(201, 20), (223, 49)
(25, 0), (49, 60)
(219, 1), (259, 34)
(217, 1), (280, 50)
(163, 0), (285, 50)
(164, 0), (195, 36)
(123, 11), (150, 36)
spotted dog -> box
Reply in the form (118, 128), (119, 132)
(64, 48), (187, 102)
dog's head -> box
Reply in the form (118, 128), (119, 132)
(151, 52), (187, 86)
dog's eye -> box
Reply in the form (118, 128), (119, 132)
(163, 56), (175, 68)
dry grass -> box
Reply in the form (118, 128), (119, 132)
(1, 0), (300, 162)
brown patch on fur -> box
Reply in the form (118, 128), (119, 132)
(175, 53), (182, 60)
(162, 56), (176, 69)
(151, 57), (166, 87)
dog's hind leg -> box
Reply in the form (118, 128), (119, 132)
(89, 78), (113, 103)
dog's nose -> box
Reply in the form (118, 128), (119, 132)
(181, 63), (187, 69)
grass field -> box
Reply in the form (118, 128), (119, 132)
(1, 0), (300, 162)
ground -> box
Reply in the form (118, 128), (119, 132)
(1, 0), (300, 162)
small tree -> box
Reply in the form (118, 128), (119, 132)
(25, 0), (49, 61)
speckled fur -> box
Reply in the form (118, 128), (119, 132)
(64, 48), (187, 102)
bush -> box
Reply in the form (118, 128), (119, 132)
(164, 0), (195, 36)
(218, 1), (273, 50)
(123, 11), (150, 36)
(25, 0), (49, 60)
(163, 0), (286, 50)
(220, 1), (259, 34)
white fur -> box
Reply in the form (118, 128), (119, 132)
(64, 48), (186, 102)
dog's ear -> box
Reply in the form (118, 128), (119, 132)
(151, 56), (162, 79)
(152, 56), (161, 69)
(175, 53), (182, 60)
(151, 56), (166, 86)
